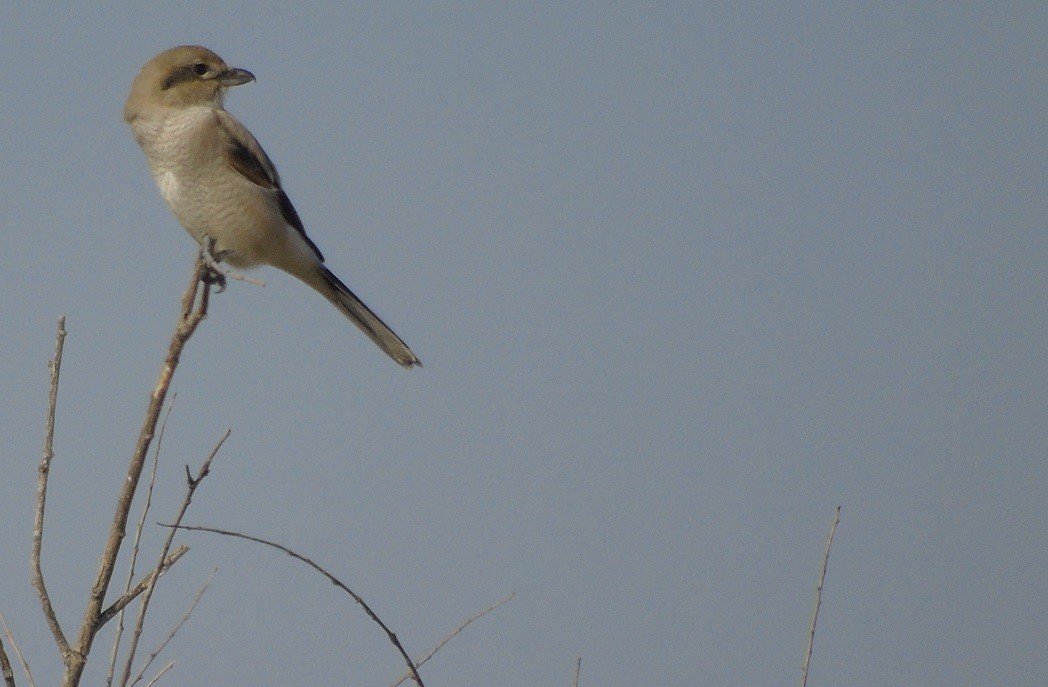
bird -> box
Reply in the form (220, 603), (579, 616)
(124, 45), (421, 368)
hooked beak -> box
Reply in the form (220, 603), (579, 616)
(217, 66), (255, 87)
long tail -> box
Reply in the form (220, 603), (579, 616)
(311, 266), (421, 368)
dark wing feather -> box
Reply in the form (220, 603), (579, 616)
(215, 110), (324, 261)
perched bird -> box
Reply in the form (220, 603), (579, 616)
(124, 45), (420, 368)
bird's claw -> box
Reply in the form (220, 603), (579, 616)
(201, 264), (228, 293)
(200, 236), (230, 292)
(196, 236), (266, 291)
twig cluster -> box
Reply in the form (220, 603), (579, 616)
(25, 257), (216, 687)
(0, 252), (514, 686)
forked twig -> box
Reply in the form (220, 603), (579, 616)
(163, 524), (426, 687)
(129, 569), (216, 687)
(118, 431), (230, 687)
(65, 257), (213, 686)
(143, 661), (174, 687)
(33, 317), (70, 660)
(98, 547), (190, 627)
(801, 506), (841, 687)
(108, 398), (178, 687)
(389, 592), (515, 687)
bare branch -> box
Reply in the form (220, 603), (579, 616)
(389, 592), (515, 687)
(118, 431), (229, 687)
(572, 656), (581, 687)
(801, 505), (841, 687)
(129, 569), (216, 687)
(0, 634), (13, 687)
(108, 398), (178, 687)
(166, 524), (426, 687)
(143, 662), (174, 687)
(66, 257), (213, 686)
(0, 610), (33, 687)
(33, 316), (70, 660)
(98, 546), (189, 627)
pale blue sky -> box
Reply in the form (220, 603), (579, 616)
(1, 3), (1045, 686)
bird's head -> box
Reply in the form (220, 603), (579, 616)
(124, 45), (255, 122)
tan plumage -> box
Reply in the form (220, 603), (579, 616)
(125, 46), (421, 368)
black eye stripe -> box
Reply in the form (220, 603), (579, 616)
(161, 63), (212, 90)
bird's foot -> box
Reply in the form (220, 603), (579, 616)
(201, 264), (228, 292)
(197, 236), (267, 291)
(202, 235), (235, 263)
(200, 237), (230, 292)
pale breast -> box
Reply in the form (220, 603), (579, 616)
(132, 107), (229, 232)
(129, 106), (283, 269)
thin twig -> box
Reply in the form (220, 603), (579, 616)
(108, 398), (178, 687)
(66, 257), (212, 686)
(389, 592), (515, 687)
(143, 661), (174, 687)
(118, 431), (230, 687)
(0, 610), (30, 687)
(165, 524), (426, 687)
(129, 569), (216, 687)
(0, 634), (13, 687)
(801, 506), (841, 687)
(572, 656), (581, 687)
(33, 316), (70, 660)
(98, 547), (190, 627)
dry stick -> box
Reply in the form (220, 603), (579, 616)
(32, 317), (70, 661)
(389, 592), (515, 687)
(0, 634), (12, 687)
(98, 547), (190, 627)
(801, 506), (841, 687)
(129, 569), (216, 687)
(118, 431), (230, 687)
(65, 258), (212, 687)
(107, 399), (178, 687)
(0, 615), (31, 687)
(572, 656), (581, 687)
(19, 319), (68, 687)
(0, 610), (29, 687)
(165, 524), (426, 687)
(143, 662), (174, 687)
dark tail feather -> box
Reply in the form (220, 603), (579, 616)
(318, 267), (421, 368)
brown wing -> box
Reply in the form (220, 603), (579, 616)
(215, 110), (324, 262)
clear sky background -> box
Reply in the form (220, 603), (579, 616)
(1, 3), (1045, 686)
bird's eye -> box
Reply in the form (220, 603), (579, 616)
(192, 63), (210, 76)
